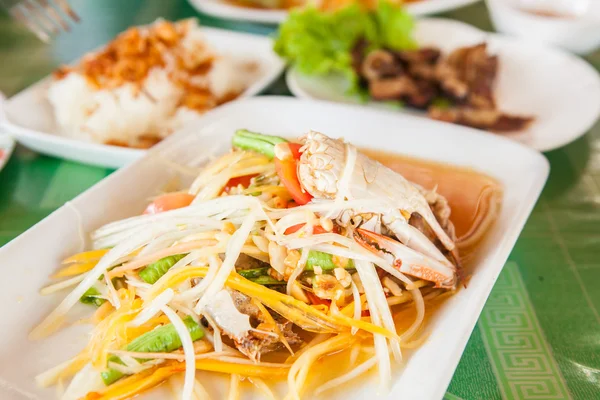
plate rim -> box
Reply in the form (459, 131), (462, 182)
(188, 0), (483, 23)
(0, 134), (15, 172)
(286, 17), (600, 152)
(0, 26), (286, 169)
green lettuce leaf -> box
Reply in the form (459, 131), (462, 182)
(373, 0), (417, 50)
(274, 1), (416, 93)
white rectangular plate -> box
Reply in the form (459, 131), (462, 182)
(0, 27), (285, 169)
(0, 96), (549, 400)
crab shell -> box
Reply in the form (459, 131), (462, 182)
(297, 130), (456, 253)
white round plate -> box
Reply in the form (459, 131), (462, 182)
(287, 18), (600, 152)
(0, 28), (285, 169)
(188, 0), (482, 24)
(0, 135), (15, 172)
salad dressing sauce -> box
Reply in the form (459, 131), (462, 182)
(299, 290), (454, 397)
(364, 149), (503, 248)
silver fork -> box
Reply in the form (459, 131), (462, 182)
(1, 0), (80, 42)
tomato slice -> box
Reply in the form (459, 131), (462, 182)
(288, 142), (303, 159)
(143, 193), (195, 215)
(275, 143), (313, 205)
(223, 174), (258, 193)
(284, 223), (339, 235)
(306, 291), (331, 307)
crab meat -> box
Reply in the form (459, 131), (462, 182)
(297, 131), (459, 266)
(355, 229), (457, 288)
(202, 289), (301, 361)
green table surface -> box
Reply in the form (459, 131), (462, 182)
(1, 1), (599, 399)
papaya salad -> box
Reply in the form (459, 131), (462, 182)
(33, 130), (474, 399)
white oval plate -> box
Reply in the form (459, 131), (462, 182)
(0, 27), (285, 169)
(287, 18), (600, 152)
(188, 0), (482, 24)
(0, 96), (548, 400)
(0, 135), (15, 172)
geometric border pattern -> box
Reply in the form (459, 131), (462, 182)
(444, 392), (465, 400)
(478, 262), (572, 400)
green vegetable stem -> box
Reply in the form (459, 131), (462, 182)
(101, 316), (204, 385)
(238, 267), (285, 285)
(232, 129), (288, 159)
(237, 267), (271, 280)
(139, 254), (187, 284)
(305, 251), (355, 271)
(80, 287), (106, 307)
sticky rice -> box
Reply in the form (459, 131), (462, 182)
(48, 19), (261, 148)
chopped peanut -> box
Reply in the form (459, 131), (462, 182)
(334, 268), (352, 288)
(319, 217), (334, 232)
(268, 196), (287, 209)
(268, 267), (284, 282)
(282, 249), (301, 280)
(312, 274), (344, 301)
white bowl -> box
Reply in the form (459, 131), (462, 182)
(486, 0), (600, 54)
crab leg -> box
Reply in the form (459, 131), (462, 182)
(354, 229), (457, 289)
(381, 210), (452, 266)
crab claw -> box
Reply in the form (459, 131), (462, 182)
(354, 228), (457, 289)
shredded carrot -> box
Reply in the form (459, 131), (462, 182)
(195, 359), (289, 379)
(340, 294), (367, 317)
(52, 261), (97, 279)
(149, 267), (400, 341)
(89, 291), (142, 368)
(125, 316), (171, 340)
(92, 301), (114, 324)
(311, 304), (330, 314)
(84, 362), (181, 400)
(62, 249), (109, 265)
(85, 359), (289, 400)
